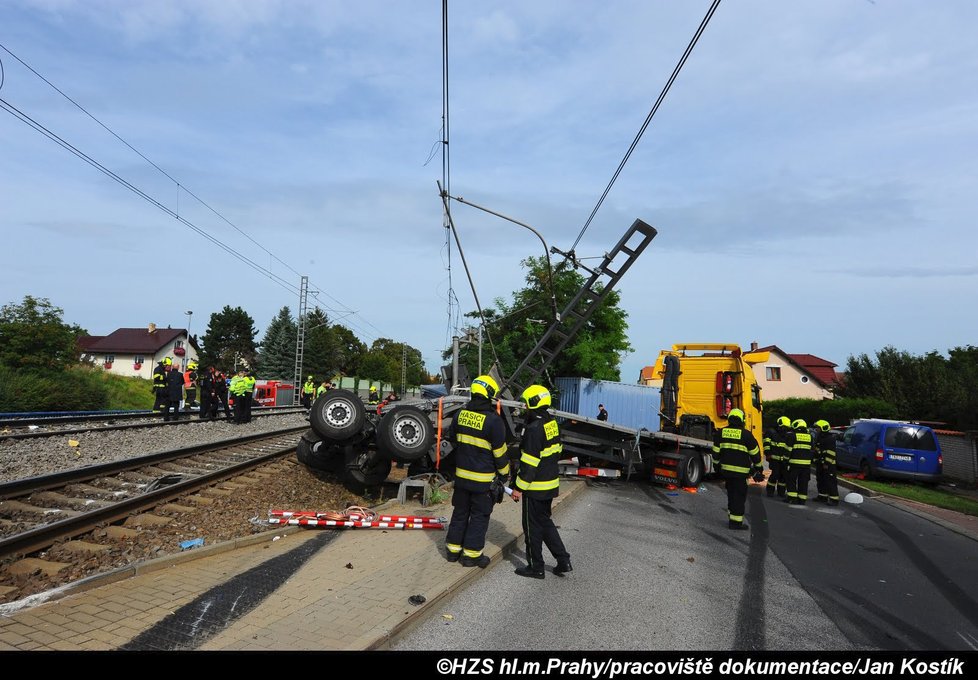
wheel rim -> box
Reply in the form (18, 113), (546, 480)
(325, 399), (354, 427)
(393, 415), (423, 448)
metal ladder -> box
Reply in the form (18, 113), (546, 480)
(292, 276), (309, 405)
(500, 219), (657, 398)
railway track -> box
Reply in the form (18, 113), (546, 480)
(0, 406), (306, 441)
(0, 425), (307, 560)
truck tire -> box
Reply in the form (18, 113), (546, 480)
(296, 429), (317, 465)
(298, 430), (344, 473)
(310, 389), (365, 442)
(680, 452), (704, 487)
(376, 406), (434, 463)
(344, 444), (393, 491)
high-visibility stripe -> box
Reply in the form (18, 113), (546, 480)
(516, 477), (559, 491)
(446, 543), (462, 553)
(729, 514), (743, 521)
(719, 443), (750, 453)
(788, 458), (812, 465)
(463, 548), (482, 558)
(456, 468), (495, 483)
(520, 452), (541, 467)
(493, 444), (507, 457)
(540, 443), (562, 458)
(498, 463), (510, 476)
(721, 464), (751, 474)
(457, 434), (491, 450)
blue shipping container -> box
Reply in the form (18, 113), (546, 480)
(554, 377), (660, 431)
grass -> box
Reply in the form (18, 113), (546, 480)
(100, 372), (156, 410)
(853, 479), (978, 518)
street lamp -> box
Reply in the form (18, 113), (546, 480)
(185, 311), (193, 370)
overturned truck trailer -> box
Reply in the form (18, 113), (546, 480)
(297, 219), (716, 491)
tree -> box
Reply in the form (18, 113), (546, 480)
(360, 338), (427, 387)
(258, 306), (297, 379)
(0, 296), (87, 371)
(449, 255), (632, 384)
(199, 306), (258, 371)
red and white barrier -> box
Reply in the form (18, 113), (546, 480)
(268, 517), (444, 530)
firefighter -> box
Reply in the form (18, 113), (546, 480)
(152, 357), (171, 412)
(230, 369), (248, 424)
(814, 420), (840, 505)
(765, 416), (792, 498)
(198, 366), (217, 420)
(162, 362), (184, 422)
(316, 381), (329, 398)
(183, 360), (199, 411)
(511, 384), (572, 579)
(242, 371), (256, 422)
(445, 375), (510, 568)
(367, 386), (380, 404)
(301, 376), (315, 408)
(785, 419), (814, 505)
(712, 408), (762, 530)
(214, 371), (232, 421)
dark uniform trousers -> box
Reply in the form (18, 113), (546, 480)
(786, 431), (814, 504)
(522, 495), (569, 572)
(816, 433), (840, 503)
(446, 485), (494, 558)
(723, 472), (749, 522)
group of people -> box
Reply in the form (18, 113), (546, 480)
(445, 375), (572, 580)
(152, 357), (257, 424)
(712, 408), (839, 531)
(301, 376), (338, 408)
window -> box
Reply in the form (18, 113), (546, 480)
(175, 340), (184, 349)
(800, 375), (810, 384)
(104, 355), (115, 363)
(134, 355), (145, 364)
(766, 367), (781, 381)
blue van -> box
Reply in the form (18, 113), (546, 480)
(836, 419), (942, 482)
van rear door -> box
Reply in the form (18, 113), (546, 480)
(881, 425), (934, 475)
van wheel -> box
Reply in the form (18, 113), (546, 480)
(310, 389), (365, 442)
(859, 459), (874, 481)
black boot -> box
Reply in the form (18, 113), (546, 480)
(553, 559), (573, 576)
(728, 520), (749, 531)
(445, 551), (460, 563)
(515, 565), (545, 579)
(460, 554), (490, 568)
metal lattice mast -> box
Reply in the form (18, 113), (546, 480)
(401, 344), (407, 396)
(293, 276), (309, 405)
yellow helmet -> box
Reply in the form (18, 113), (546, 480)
(728, 408), (745, 423)
(370, 386), (377, 392)
(162, 357), (172, 366)
(470, 375), (499, 399)
(777, 416), (791, 428)
(792, 419), (808, 431)
(188, 361), (198, 370)
(521, 384), (551, 409)
(815, 419), (830, 432)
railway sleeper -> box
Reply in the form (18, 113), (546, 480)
(31, 491), (111, 510)
(0, 499), (81, 518)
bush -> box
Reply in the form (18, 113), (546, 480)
(763, 396), (900, 428)
(0, 365), (109, 412)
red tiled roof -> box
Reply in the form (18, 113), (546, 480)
(639, 366), (657, 382)
(83, 328), (188, 354)
(77, 336), (104, 351)
(753, 345), (840, 388)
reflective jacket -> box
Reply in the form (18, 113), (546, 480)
(229, 375), (248, 397)
(712, 424), (761, 477)
(450, 395), (509, 492)
(183, 369), (197, 389)
(516, 412), (562, 499)
(764, 426), (790, 463)
(303, 380), (315, 395)
(152, 363), (167, 392)
(787, 431), (814, 465)
(815, 431), (836, 465)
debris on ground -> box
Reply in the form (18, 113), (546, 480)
(179, 538), (205, 550)
(408, 594), (426, 606)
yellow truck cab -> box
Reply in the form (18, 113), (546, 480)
(648, 343), (768, 457)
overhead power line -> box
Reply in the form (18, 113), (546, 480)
(570, 0), (722, 253)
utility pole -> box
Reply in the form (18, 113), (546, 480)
(293, 276), (309, 406)
(452, 335), (460, 391)
(401, 345), (407, 397)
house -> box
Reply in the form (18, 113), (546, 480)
(752, 343), (841, 400)
(79, 324), (199, 379)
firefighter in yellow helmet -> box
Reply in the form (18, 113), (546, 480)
(301, 376), (315, 409)
(152, 357), (172, 412)
(785, 419), (814, 505)
(711, 408), (762, 530)
(511, 384), (572, 578)
(367, 385), (380, 404)
(444, 375), (510, 568)
(814, 420), (840, 505)
(764, 416), (792, 498)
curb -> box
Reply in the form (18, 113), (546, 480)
(368, 478), (589, 650)
(836, 477), (978, 544)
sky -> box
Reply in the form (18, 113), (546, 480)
(1, 0), (976, 384)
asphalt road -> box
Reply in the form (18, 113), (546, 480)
(392, 478), (978, 651)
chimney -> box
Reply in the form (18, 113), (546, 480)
(750, 341), (758, 351)
(148, 323), (156, 334)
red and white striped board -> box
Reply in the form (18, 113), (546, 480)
(267, 517), (444, 530)
(269, 510), (446, 523)
(558, 465), (621, 478)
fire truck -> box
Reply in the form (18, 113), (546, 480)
(253, 380), (296, 408)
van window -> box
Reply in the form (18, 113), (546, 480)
(884, 426), (937, 451)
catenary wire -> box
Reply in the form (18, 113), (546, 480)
(569, 0), (722, 253)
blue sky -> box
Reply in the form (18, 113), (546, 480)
(1, 0), (976, 383)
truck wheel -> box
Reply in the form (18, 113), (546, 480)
(680, 453), (704, 487)
(310, 389), (365, 442)
(297, 429), (317, 465)
(377, 406), (434, 463)
(344, 445), (393, 491)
